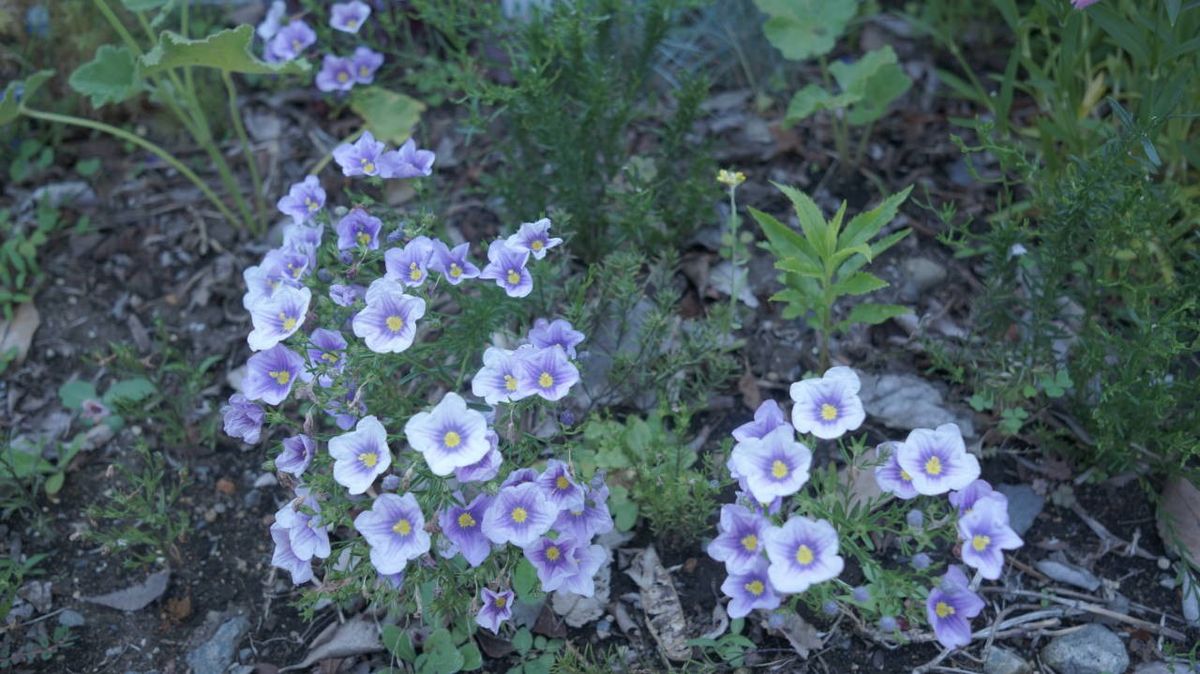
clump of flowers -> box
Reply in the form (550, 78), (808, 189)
(708, 366), (1024, 651)
(256, 1), (383, 94)
(225, 137), (610, 642)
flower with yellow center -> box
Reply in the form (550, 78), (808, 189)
(360, 158), (375, 174)
(771, 459), (789, 479)
(506, 269), (521, 285)
(504, 374), (518, 391)
(356, 231), (371, 246)
(337, 71), (349, 83)
(386, 315), (404, 332)
(359, 451), (378, 468)
(935, 601), (955, 618)
(744, 579), (764, 596)
(392, 518), (412, 535)
(530, 239), (544, 252)
(925, 456), (943, 476)
(458, 512), (476, 528)
(971, 534), (990, 552)
(545, 546), (561, 561)
(794, 544), (814, 565)
(555, 475), (570, 490)
(820, 403), (838, 421)
(494, 595), (507, 608)
(443, 431), (461, 448)
(511, 507), (528, 523)
(717, 169), (747, 187)
(538, 372), (554, 388)
(270, 370), (290, 385)
(449, 263), (462, 278)
(359, 66), (369, 77)
(740, 534), (758, 552)
(408, 262), (422, 282)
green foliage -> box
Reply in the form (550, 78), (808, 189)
(138, 25), (311, 76)
(349, 86), (426, 144)
(754, 0), (858, 61)
(0, 201), (59, 319)
(506, 628), (561, 674)
(753, 183), (912, 367)
(68, 44), (141, 107)
(688, 618), (756, 667)
(785, 46), (912, 126)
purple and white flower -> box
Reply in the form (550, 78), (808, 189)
(926, 565), (985, 650)
(282, 222), (323, 269)
(554, 543), (607, 597)
(222, 393), (264, 444)
(789, 366), (865, 440)
(949, 479), (1007, 516)
(720, 558), (781, 618)
(430, 240), (480, 285)
(404, 392), (491, 476)
(536, 459), (585, 512)
(330, 1), (371, 33)
(874, 441), (919, 500)
(248, 285), (311, 351)
(270, 523), (313, 584)
(732, 399), (789, 443)
(505, 218), (561, 260)
(476, 588), (514, 633)
(353, 492), (431, 575)
(266, 20), (315, 63)
(895, 424), (980, 496)
(378, 139), (435, 179)
(276, 175), (325, 225)
(274, 496), (331, 561)
(242, 248), (307, 309)
(527, 318), (585, 359)
(956, 496), (1022, 580)
(482, 482), (556, 547)
(727, 426), (812, 504)
(763, 515), (844, 593)
(471, 346), (534, 405)
(276, 434), (316, 477)
(524, 535), (581, 592)
(351, 46), (383, 85)
(438, 494), (493, 567)
(454, 433), (503, 483)
(502, 468), (539, 488)
(243, 344), (304, 405)
(329, 283), (366, 307)
(517, 346), (579, 401)
(329, 415), (392, 494)
(552, 482), (613, 543)
(333, 130), (387, 177)
(335, 208), (382, 251)
(707, 504), (769, 574)
(256, 0), (286, 40)
(316, 54), (357, 92)
(352, 278), (426, 353)
(479, 239), (533, 297)
(305, 328), (348, 387)
(384, 236), (436, 287)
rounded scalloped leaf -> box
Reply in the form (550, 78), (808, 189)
(350, 86), (426, 145)
(69, 45), (143, 108)
(754, 0), (858, 62)
(139, 25), (311, 76)
(0, 70), (55, 126)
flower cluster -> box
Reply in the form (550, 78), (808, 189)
(255, 1), (383, 92)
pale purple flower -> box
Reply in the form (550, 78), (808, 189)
(896, 424), (980, 496)
(720, 559), (781, 618)
(330, 1), (371, 32)
(248, 285), (311, 352)
(879, 615), (899, 632)
(305, 328), (347, 387)
(270, 524), (313, 584)
(243, 344), (304, 405)
(354, 492), (431, 575)
(438, 494), (493, 567)
(384, 236), (436, 287)
(482, 482), (556, 546)
(1073, 0), (1100, 8)
(455, 433), (503, 483)
(505, 218), (561, 260)
(552, 483), (613, 543)
(949, 479), (1007, 516)
(282, 222), (323, 269)
(333, 130), (387, 177)
(732, 399), (788, 443)
(378, 139), (435, 179)
(527, 318), (584, 358)
(789, 366), (865, 440)
(471, 346), (534, 405)
(335, 208), (382, 251)
(222, 393), (264, 444)
(352, 278), (426, 353)
(554, 543), (607, 596)
(851, 586), (871, 603)
(256, 0), (286, 40)
(276, 434), (316, 476)
(274, 496), (331, 561)
(266, 20), (315, 63)
(957, 497), (1022, 580)
(707, 504), (769, 574)
(430, 240), (480, 285)
(727, 425), (812, 504)
(329, 415), (392, 494)
(325, 386), (366, 430)
(242, 248), (307, 309)
(518, 346), (579, 401)
(763, 515), (844, 594)
(404, 392), (491, 476)
(276, 175), (325, 225)
(351, 46), (383, 84)
(316, 54), (357, 92)
(536, 459), (585, 512)
(502, 468), (539, 488)
(476, 588), (514, 633)
(926, 565), (984, 650)
(378, 570), (405, 590)
(479, 239), (533, 297)
(912, 553), (933, 570)
(874, 441), (918, 500)
(330, 283), (365, 307)
(524, 535), (581, 592)
(906, 509), (925, 529)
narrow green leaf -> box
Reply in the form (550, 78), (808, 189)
(350, 86), (426, 145)
(830, 271), (888, 296)
(845, 303), (912, 326)
(140, 25), (311, 75)
(772, 183), (831, 259)
(45, 471), (65, 495)
(776, 257), (823, 278)
(121, 0), (169, 9)
(839, 186), (912, 251)
(749, 207), (821, 267)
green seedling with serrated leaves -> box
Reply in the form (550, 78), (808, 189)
(752, 182), (912, 369)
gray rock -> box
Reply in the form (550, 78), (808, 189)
(1036, 559), (1101, 592)
(857, 372), (975, 436)
(58, 609), (85, 627)
(1134, 663), (1199, 674)
(984, 646), (1032, 674)
(1041, 624), (1129, 674)
(186, 615), (250, 674)
(900, 257), (948, 301)
(996, 484), (1044, 536)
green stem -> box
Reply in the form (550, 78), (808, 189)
(222, 71), (265, 230)
(92, 0), (143, 57)
(727, 185), (739, 328)
(20, 107), (243, 229)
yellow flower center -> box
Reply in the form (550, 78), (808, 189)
(545, 546), (560, 561)
(291, 39), (301, 52)
(494, 595), (507, 608)
(357, 231), (371, 245)
(900, 469), (913, 482)
(458, 512), (476, 528)
(740, 534), (758, 552)
(935, 601), (955, 618)
(269, 370), (290, 385)
(504, 375), (518, 391)
(361, 159), (375, 173)
(531, 240), (544, 251)
(745, 580), (764, 596)
(359, 65), (369, 77)
(795, 544), (814, 565)
(304, 198), (319, 211)
(337, 71), (349, 83)
(346, 19), (358, 29)
(408, 262), (422, 281)
(925, 456), (943, 476)
(321, 352), (338, 363)
(771, 459), (789, 479)
(386, 315), (404, 332)
(971, 534), (991, 552)
(506, 269), (521, 285)
(444, 431), (461, 448)
(359, 452), (378, 468)
(392, 518), (411, 535)
(449, 263), (462, 278)
(820, 403), (838, 421)
(281, 315), (297, 332)
(538, 372), (553, 388)
(511, 507), (527, 523)
(555, 475), (570, 490)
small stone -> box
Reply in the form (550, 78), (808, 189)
(1134, 663), (1197, 674)
(185, 615), (250, 674)
(1036, 559), (1102, 592)
(252, 473), (277, 488)
(238, 647), (253, 663)
(857, 372), (975, 436)
(984, 646), (1032, 674)
(996, 484), (1044, 536)
(203, 509), (217, 523)
(900, 257), (948, 301)
(1041, 623), (1129, 674)
(58, 609), (86, 627)
(216, 478), (237, 495)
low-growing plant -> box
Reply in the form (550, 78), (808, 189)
(0, 200), (60, 321)
(753, 182), (912, 369)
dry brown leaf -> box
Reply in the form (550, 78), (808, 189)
(82, 568), (170, 612)
(839, 462), (888, 510)
(737, 368), (762, 411)
(280, 614), (382, 672)
(1158, 477), (1200, 569)
(0, 302), (40, 365)
(625, 546), (691, 661)
(769, 612), (822, 659)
